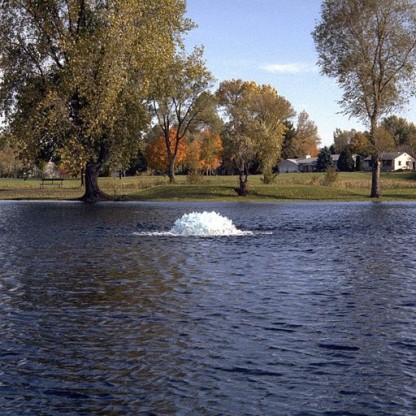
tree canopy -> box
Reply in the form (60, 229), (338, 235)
(316, 146), (333, 172)
(217, 79), (294, 194)
(0, 0), (194, 200)
(337, 147), (355, 172)
(382, 115), (416, 155)
(284, 111), (320, 158)
(148, 47), (215, 183)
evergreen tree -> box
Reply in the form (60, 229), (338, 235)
(316, 146), (333, 172)
(337, 147), (355, 171)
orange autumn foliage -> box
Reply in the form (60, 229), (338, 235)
(145, 129), (187, 172)
(182, 130), (223, 173)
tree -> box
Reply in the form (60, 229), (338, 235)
(182, 140), (201, 173)
(313, 0), (416, 197)
(281, 121), (297, 159)
(217, 79), (294, 195)
(281, 113), (320, 159)
(198, 129), (223, 174)
(382, 115), (416, 154)
(333, 129), (355, 153)
(294, 111), (320, 157)
(149, 48), (215, 183)
(0, 144), (23, 178)
(337, 147), (355, 171)
(316, 146), (333, 172)
(349, 131), (371, 156)
(0, 0), (193, 201)
(145, 129), (187, 173)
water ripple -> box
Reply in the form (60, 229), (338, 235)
(0, 201), (416, 415)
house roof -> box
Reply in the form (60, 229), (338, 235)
(364, 152), (412, 161)
(296, 157), (317, 164)
(278, 159), (299, 165)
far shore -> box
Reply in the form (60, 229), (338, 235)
(1, 172), (416, 202)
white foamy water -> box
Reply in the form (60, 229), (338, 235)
(135, 211), (253, 237)
(170, 211), (251, 236)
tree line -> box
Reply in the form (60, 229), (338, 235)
(2, 0), (416, 199)
(0, 0), (320, 199)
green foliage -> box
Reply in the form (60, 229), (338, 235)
(321, 166), (338, 187)
(337, 147), (355, 172)
(281, 121), (297, 159)
(382, 115), (416, 155)
(261, 172), (278, 184)
(316, 146), (333, 172)
(0, 0), (193, 199)
(125, 151), (148, 176)
(216, 79), (294, 194)
(148, 47), (215, 183)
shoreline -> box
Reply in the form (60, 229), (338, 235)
(1, 172), (416, 203)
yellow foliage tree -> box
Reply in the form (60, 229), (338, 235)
(199, 130), (223, 174)
(0, 0), (194, 201)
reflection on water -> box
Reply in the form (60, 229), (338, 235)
(1, 201), (416, 415)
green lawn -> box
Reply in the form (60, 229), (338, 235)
(1, 172), (416, 201)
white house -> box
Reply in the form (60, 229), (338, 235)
(277, 155), (318, 173)
(278, 154), (346, 173)
(363, 152), (416, 172)
(277, 159), (301, 173)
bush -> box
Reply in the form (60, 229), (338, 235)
(186, 172), (204, 184)
(261, 172), (278, 184)
(321, 166), (338, 186)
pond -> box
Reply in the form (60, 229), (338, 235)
(0, 201), (416, 415)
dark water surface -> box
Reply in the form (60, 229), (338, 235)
(1, 201), (416, 415)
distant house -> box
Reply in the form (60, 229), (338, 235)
(278, 155), (317, 173)
(363, 152), (416, 172)
(278, 154), (348, 173)
(278, 159), (302, 173)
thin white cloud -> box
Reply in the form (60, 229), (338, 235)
(260, 63), (318, 74)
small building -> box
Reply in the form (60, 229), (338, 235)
(363, 152), (416, 172)
(278, 153), (362, 173)
(296, 156), (318, 172)
(278, 159), (301, 173)
(278, 155), (317, 173)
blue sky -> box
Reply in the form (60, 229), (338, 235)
(185, 0), (414, 147)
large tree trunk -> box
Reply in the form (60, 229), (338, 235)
(168, 157), (176, 184)
(370, 155), (381, 198)
(236, 168), (249, 196)
(81, 161), (110, 202)
(369, 118), (381, 198)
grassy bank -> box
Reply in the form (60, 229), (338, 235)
(1, 172), (416, 201)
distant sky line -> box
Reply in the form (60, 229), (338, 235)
(185, 0), (416, 147)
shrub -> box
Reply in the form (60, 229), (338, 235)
(261, 172), (278, 184)
(321, 166), (338, 186)
(186, 172), (204, 184)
